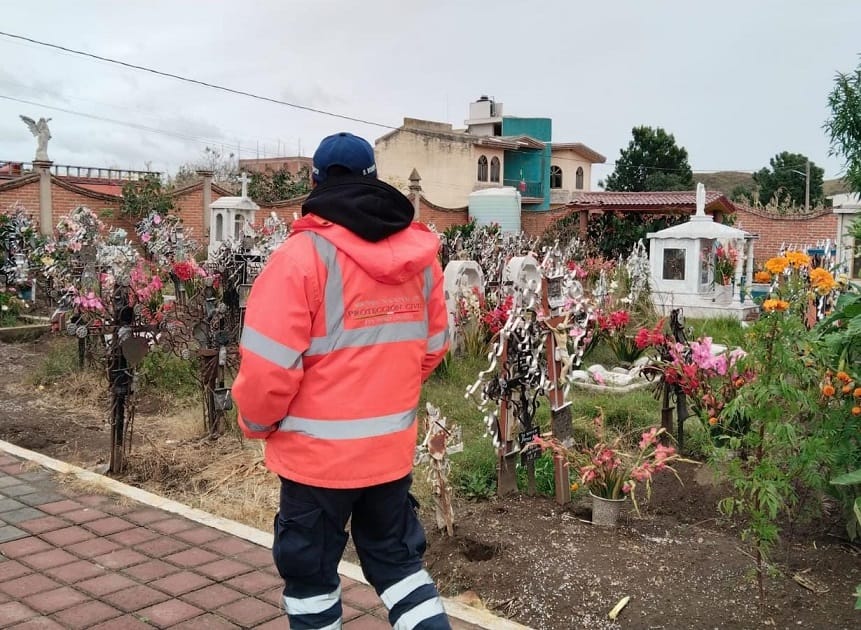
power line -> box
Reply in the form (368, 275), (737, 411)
(0, 30), (396, 130)
(0, 93), (250, 155)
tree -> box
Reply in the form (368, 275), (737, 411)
(172, 146), (239, 191)
(121, 174), (174, 219)
(751, 151), (824, 208)
(247, 166), (312, 204)
(603, 126), (694, 192)
(825, 57), (861, 195)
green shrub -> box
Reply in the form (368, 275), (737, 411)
(137, 348), (199, 400)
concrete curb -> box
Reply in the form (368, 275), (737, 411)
(0, 439), (531, 630)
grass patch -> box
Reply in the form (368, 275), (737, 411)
(686, 316), (746, 348)
(29, 337), (79, 386)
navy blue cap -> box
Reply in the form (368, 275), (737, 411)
(311, 132), (377, 185)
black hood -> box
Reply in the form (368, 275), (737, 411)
(301, 175), (414, 242)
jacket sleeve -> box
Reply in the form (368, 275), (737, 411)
(422, 259), (450, 381)
(232, 242), (318, 439)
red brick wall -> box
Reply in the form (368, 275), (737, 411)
(521, 207), (572, 238)
(172, 187), (215, 239)
(415, 196), (468, 231)
(733, 206), (838, 263)
(0, 180), (41, 224)
(51, 186), (121, 225)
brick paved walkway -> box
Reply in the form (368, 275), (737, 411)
(0, 451), (492, 629)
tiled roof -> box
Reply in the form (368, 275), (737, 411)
(568, 191), (727, 207)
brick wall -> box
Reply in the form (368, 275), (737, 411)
(521, 207), (572, 238)
(414, 196), (468, 231)
(734, 205), (838, 263)
(0, 179), (41, 222)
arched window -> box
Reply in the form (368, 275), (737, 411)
(550, 165), (563, 189)
(477, 155), (488, 182)
(215, 213), (224, 241)
(490, 157), (500, 183)
(575, 167), (584, 190)
(234, 214), (245, 240)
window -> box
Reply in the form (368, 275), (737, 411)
(215, 213), (224, 241)
(477, 155), (488, 182)
(234, 214), (245, 240)
(575, 167), (584, 190)
(662, 248), (686, 280)
(550, 165), (562, 189)
(490, 157), (500, 183)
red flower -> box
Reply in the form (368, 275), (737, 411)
(172, 261), (196, 282)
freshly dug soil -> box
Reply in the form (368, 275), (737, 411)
(1, 338), (859, 629)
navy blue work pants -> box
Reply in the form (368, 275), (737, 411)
(273, 474), (451, 630)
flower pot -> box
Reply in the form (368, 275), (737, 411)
(590, 492), (627, 527)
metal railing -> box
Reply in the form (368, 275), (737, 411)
(0, 161), (160, 181)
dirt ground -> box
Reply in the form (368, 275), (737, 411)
(1, 337), (859, 629)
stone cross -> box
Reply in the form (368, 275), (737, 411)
(239, 172), (250, 198)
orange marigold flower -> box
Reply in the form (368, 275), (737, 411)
(754, 270), (772, 283)
(836, 371), (850, 383)
(570, 482), (580, 492)
(842, 384), (852, 395)
(853, 406), (861, 416)
(854, 387), (861, 398)
(764, 256), (789, 275)
(708, 416), (718, 426)
(822, 384), (836, 397)
(762, 298), (790, 312)
(809, 268), (837, 294)
(785, 251), (811, 268)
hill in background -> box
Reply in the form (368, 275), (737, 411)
(693, 171), (850, 199)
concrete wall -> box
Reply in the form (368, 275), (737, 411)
(375, 128), (506, 207)
(550, 149), (592, 201)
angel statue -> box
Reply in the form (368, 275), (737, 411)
(20, 115), (52, 161)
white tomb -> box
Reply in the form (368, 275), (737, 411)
(208, 173), (259, 257)
(647, 183), (758, 320)
(443, 260), (485, 352)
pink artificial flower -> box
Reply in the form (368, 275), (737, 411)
(141, 233), (151, 243)
(622, 482), (632, 494)
(592, 371), (605, 385)
(153, 214), (162, 225)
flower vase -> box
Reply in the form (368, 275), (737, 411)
(590, 492), (627, 527)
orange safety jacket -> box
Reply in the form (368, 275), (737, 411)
(232, 213), (450, 489)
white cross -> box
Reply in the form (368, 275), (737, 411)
(239, 172), (249, 198)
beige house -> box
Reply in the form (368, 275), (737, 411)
(375, 118), (532, 207)
(375, 99), (605, 209)
(549, 143), (606, 205)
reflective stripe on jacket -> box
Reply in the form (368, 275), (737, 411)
(232, 215), (450, 489)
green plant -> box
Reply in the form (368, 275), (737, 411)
(0, 288), (25, 326)
(137, 348), (199, 400)
(717, 295), (821, 606)
(29, 339), (78, 386)
(121, 174), (174, 219)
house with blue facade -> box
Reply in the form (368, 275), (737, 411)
(374, 96), (605, 211)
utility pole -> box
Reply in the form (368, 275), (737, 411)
(805, 159), (810, 211)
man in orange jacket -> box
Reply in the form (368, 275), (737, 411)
(233, 132), (452, 630)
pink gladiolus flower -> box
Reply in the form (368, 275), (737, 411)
(639, 427), (659, 449)
(622, 482), (632, 494)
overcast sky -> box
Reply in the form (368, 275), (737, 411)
(1, 0), (859, 188)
